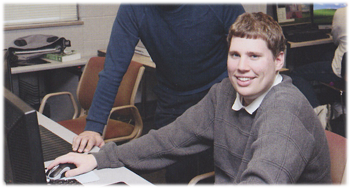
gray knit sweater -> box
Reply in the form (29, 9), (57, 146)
(92, 75), (331, 184)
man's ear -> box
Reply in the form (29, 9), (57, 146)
(274, 51), (285, 71)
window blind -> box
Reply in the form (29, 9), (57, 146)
(4, 4), (78, 26)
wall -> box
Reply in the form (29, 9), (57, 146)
(4, 4), (120, 57)
(4, 4), (267, 58)
(243, 4), (267, 14)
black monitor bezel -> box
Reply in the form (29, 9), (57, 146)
(4, 88), (46, 184)
(272, 4), (314, 28)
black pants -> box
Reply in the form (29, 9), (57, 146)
(153, 87), (214, 183)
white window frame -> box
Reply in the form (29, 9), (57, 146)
(4, 4), (83, 31)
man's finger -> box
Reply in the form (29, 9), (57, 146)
(64, 168), (82, 178)
(84, 139), (95, 153)
(72, 136), (82, 151)
(77, 138), (89, 153)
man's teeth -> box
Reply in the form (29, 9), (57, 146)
(238, 77), (251, 81)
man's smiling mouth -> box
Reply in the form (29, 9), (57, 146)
(237, 77), (253, 81)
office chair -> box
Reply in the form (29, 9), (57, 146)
(319, 52), (346, 136)
(39, 57), (145, 143)
(188, 130), (347, 185)
(325, 130), (347, 184)
(188, 171), (215, 185)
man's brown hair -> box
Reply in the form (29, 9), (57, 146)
(227, 12), (286, 59)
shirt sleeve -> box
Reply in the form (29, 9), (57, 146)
(92, 83), (219, 171)
(331, 7), (346, 46)
(85, 5), (141, 133)
(331, 7), (347, 78)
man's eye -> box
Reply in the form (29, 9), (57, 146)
(230, 53), (240, 58)
(250, 55), (260, 59)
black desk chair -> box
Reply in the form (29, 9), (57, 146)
(320, 53), (346, 136)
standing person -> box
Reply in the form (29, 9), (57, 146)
(72, 4), (245, 183)
(290, 6), (347, 109)
(49, 12), (331, 184)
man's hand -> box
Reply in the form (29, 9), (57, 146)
(72, 131), (105, 153)
(47, 152), (97, 178)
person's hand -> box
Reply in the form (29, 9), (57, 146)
(72, 131), (105, 153)
(47, 152), (97, 178)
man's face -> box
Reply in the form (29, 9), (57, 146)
(227, 37), (284, 105)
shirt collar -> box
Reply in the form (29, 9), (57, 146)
(232, 74), (283, 115)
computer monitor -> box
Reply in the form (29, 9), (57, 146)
(4, 88), (47, 184)
(0, 49), (12, 91)
(273, 4), (313, 27)
(313, 3), (347, 29)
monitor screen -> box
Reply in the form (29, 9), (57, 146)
(313, 3), (347, 25)
(4, 88), (47, 184)
(0, 49), (12, 91)
(274, 4), (312, 27)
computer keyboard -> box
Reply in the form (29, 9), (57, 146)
(47, 178), (82, 185)
(285, 29), (330, 42)
(39, 125), (73, 162)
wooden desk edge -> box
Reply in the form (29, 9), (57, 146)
(288, 35), (333, 48)
(132, 53), (156, 68)
(98, 49), (156, 69)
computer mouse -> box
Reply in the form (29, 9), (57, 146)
(46, 163), (77, 180)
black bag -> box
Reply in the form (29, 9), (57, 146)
(7, 34), (71, 62)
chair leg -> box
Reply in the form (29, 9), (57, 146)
(327, 91), (346, 137)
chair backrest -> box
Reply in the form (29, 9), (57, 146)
(189, 131), (347, 185)
(325, 130), (347, 184)
(76, 57), (144, 111)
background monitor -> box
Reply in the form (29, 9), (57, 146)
(4, 88), (47, 184)
(273, 4), (313, 27)
(0, 49), (12, 91)
(313, 3), (347, 29)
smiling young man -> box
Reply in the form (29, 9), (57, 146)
(48, 12), (331, 184)
(229, 37), (284, 108)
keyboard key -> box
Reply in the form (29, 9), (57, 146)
(48, 179), (85, 188)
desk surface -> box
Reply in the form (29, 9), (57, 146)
(288, 35), (333, 48)
(37, 112), (153, 186)
(11, 56), (90, 74)
(98, 49), (156, 69)
(132, 53), (156, 68)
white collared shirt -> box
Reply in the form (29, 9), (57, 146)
(232, 74), (283, 115)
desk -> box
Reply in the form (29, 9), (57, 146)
(97, 49), (156, 68)
(286, 35), (334, 70)
(38, 112), (153, 186)
(132, 53), (156, 68)
(9, 57), (91, 114)
(287, 35), (333, 49)
(11, 56), (90, 75)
